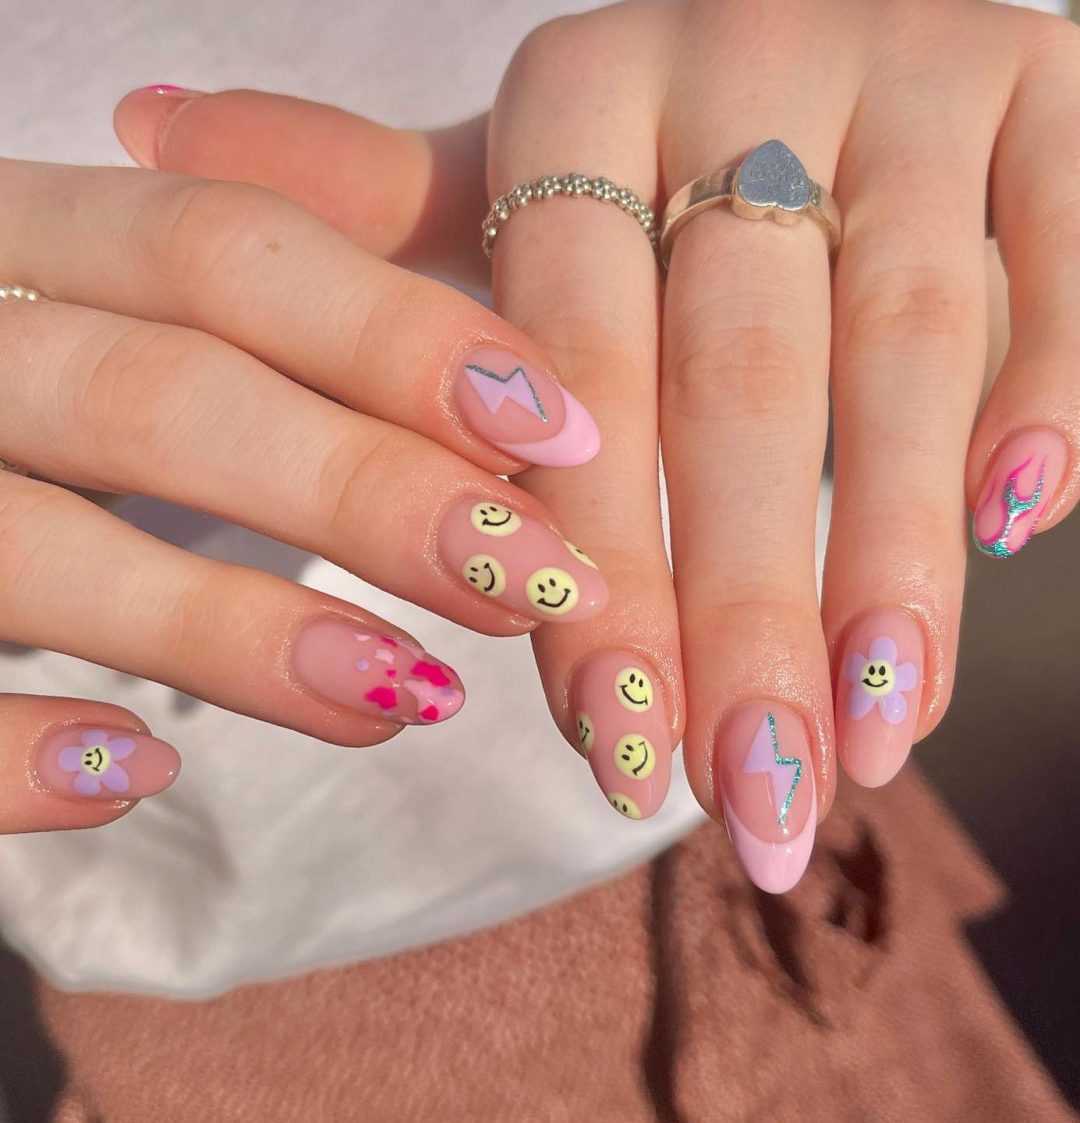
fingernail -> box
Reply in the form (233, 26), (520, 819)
(836, 611), (923, 788)
(453, 347), (601, 468)
(114, 85), (204, 168)
(715, 703), (816, 894)
(972, 428), (1068, 559)
(291, 618), (465, 725)
(438, 499), (608, 622)
(35, 726), (181, 801)
(570, 651), (672, 820)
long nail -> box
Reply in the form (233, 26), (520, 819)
(35, 726), (181, 801)
(453, 347), (600, 468)
(715, 703), (816, 894)
(836, 611), (923, 788)
(292, 618), (465, 725)
(438, 499), (608, 622)
(972, 429), (1068, 559)
(114, 85), (204, 168)
(570, 651), (672, 819)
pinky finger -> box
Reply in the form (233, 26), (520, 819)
(0, 695), (180, 834)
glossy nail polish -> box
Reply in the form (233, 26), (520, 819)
(114, 86), (203, 168)
(35, 726), (180, 801)
(972, 429), (1068, 558)
(453, 347), (601, 467)
(715, 703), (816, 894)
(292, 619), (465, 725)
(570, 651), (672, 819)
(836, 611), (923, 788)
(437, 499), (608, 622)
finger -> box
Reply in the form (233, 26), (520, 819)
(488, 7), (681, 819)
(968, 19), (1080, 559)
(823, 12), (1009, 788)
(0, 302), (608, 634)
(659, 5), (863, 889)
(0, 695), (179, 835)
(0, 159), (598, 473)
(0, 472), (465, 741)
(112, 86), (489, 278)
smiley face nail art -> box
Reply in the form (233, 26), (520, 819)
(844, 637), (917, 724)
(437, 498), (608, 622)
(571, 651), (672, 820)
(35, 726), (181, 801)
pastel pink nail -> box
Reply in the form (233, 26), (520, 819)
(453, 346), (600, 468)
(437, 499), (608, 623)
(570, 651), (672, 820)
(292, 618), (465, 725)
(715, 703), (816, 894)
(972, 428), (1068, 559)
(836, 611), (923, 788)
(35, 726), (180, 801)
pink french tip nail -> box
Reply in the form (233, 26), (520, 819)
(437, 499), (609, 623)
(291, 618), (465, 726)
(35, 726), (181, 801)
(570, 651), (672, 820)
(972, 428), (1068, 559)
(716, 703), (816, 894)
(453, 347), (601, 468)
(836, 611), (924, 789)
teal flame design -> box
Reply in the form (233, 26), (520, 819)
(973, 458), (1045, 559)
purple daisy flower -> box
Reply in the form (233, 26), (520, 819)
(57, 729), (135, 797)
(844, 636), (918, 726)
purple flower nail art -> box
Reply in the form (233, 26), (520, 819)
(57, 729), (135, 797)
(843, 636), (918, 725)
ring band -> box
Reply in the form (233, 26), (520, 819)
(482, 174), (658, 259)
(0, 283), (48, 475)
(659, 140), (841, 269)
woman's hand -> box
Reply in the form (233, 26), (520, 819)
(0, 152), (613, 834)
(112, 0), (1080, 892)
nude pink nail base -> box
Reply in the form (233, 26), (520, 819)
(292, 618), (465, 725)
(972, 428), (1068, 559)
(716, 703), (815, 894)
(836, 610), (924, 789)
(35, 726), (180, 801)
(437, 499), (609, 623)
(570, 651), (672, 820)
(453, 346), (600, 468)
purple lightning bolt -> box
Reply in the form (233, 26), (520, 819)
(741, 713), (802, 826)
(464, 364), (548, 422)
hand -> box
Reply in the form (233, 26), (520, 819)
(0, 148), (611, 834)
(112, 0), (1080, 892)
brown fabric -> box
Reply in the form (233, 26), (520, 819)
(30, 768), (1076, 1123)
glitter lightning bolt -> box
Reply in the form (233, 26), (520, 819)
(464, 364), (548, 422)
(741, 712), (802, 827)
(974, 456), (1046, 559)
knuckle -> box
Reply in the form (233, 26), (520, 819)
(505, 11), (616, 88)
(841, 266), (968, 357)
(159, 566), (223, 678)
(0, 481), (72, 598)
(316, 428), (400, 548)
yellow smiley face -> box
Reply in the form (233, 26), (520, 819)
(576, 713), (595, 754)
(614, 667), (653, 712)
(859, 659), (896, 696)
(563, 539), (597, 568)
(607, 793), (643, 819)
(463, 554), (506, 597)
(614, 734), (655, 780)
(470, 502), (521, 537)
(526, 567), (579, 615)
(81, 743), (111, 775)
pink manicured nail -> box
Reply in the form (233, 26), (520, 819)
(570, 651), (672, 820)
(715, 703), (816, 894)
(291, 618), (465, 725)
(454, 347), (600, 468)
(137, 85), (198, 95)
(836, 611), (923, 788)
(114, 86), (203, 168)
(438, 499), (608, 622)
(35, 726), (180, 801)
(972, 428), (1068, 559)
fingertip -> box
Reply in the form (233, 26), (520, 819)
(113, 86), (204, 168)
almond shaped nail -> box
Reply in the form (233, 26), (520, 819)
(36, 726), (180, 801)
(438, 499), (608, 622)
(570, 651), (672, 819)
(716, 703), (816, 894)
(454, 347), (600, 468)
(972, 429), (1068, 559)
(292, 619), (465, 725)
